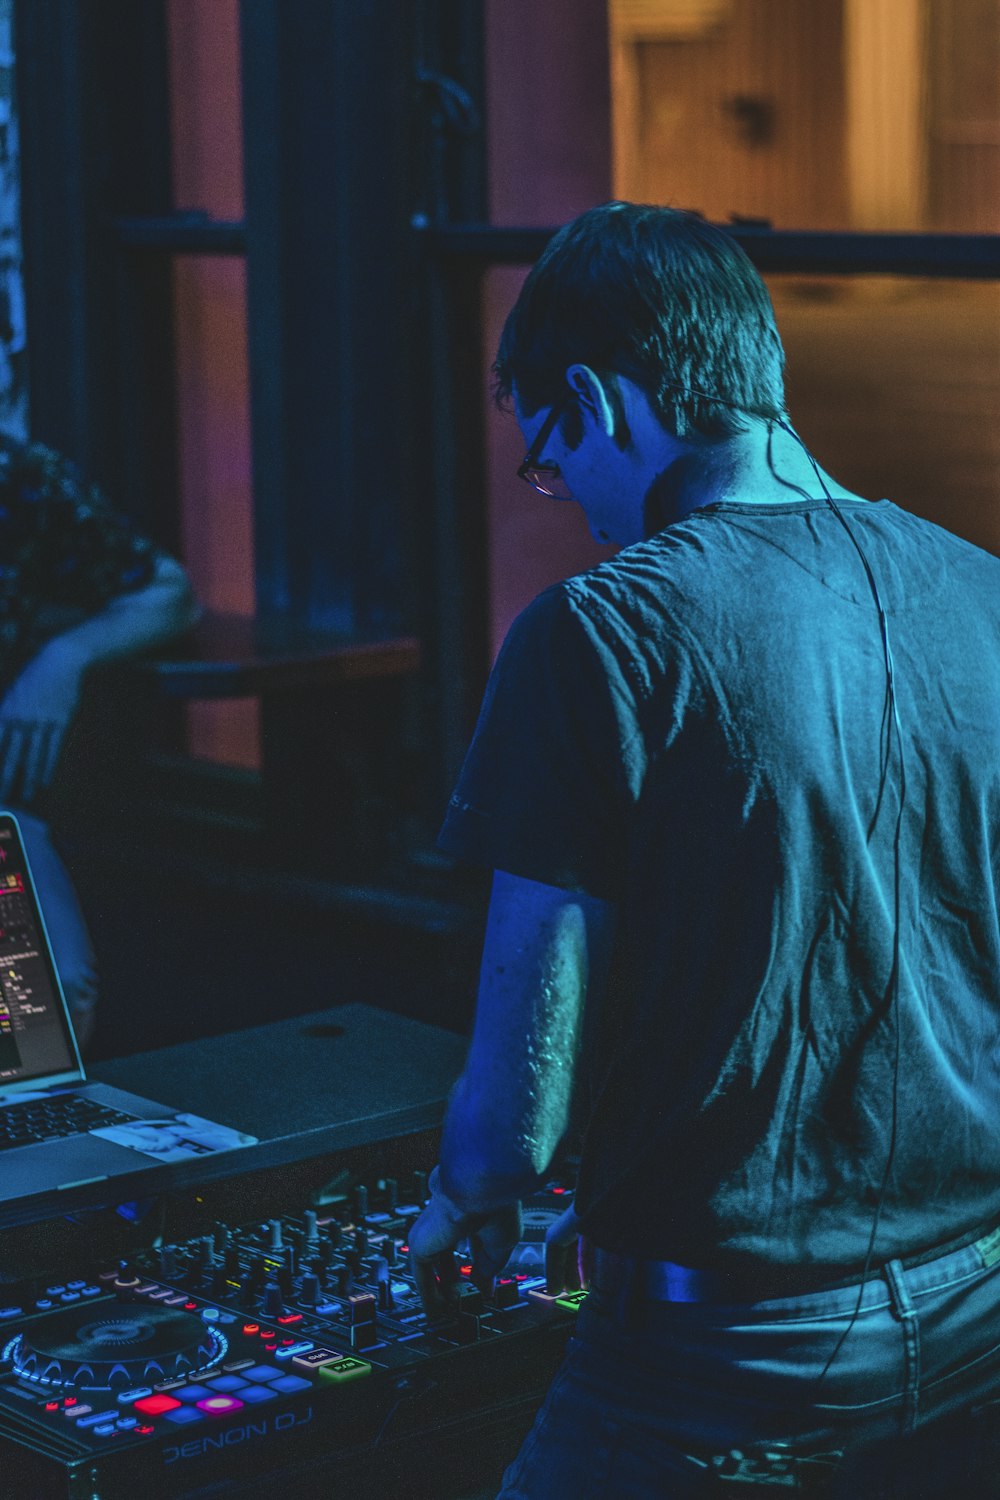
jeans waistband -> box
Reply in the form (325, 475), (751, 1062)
(589, 1220), (1000, 1307)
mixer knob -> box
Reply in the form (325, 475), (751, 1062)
(283, 1244), (298, 1276)
(159, 1245), (180, 1279)
(224, 1245), (241, 1278)
(336, 1266), (354, 1298)
(268, 1219), (283, 1251)
(196, 1236), (215, 1266)
(370, 1256), (389, 1286)
(353, 1228), (369, 1256)
(351, 1185), (369, 1222)
(213, 1222), (229, 1254)
(344, 1248), (362, 1275)
(262, 1282), (284, 1319)
(385, 1237), (401, 1268)
(303, 1210), (319, 1244)
(325, 1223), (343, 1252)
(276, 1264), (294, 1297)
(412, 1171), (428, 1203)
(382, 1178), (398, 1213)
(299, 1271), (321, 1307)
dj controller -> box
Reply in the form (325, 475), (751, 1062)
(0, 1170), (585, 1499)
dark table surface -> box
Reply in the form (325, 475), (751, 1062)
(0, 1004), (466, 1231)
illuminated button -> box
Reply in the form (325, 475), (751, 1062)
(147, 1288), (172, 1301)
(134, 1394), (182, 1417)
(275, 1341), (313, 1362)
(44, 1401), (60, 1412)
(63, 1405), (91, 1419)
(75, 1409), (119, 1428)
(35, 1300), (54, 1311)
(241, 1364), (282, 1383)
(63, 1398), (78, 1407)
(268, 1375), (311, 1394)
(0, 1307), (22, 1319)
(237, 1384), (279, 1404)
(258, 1328), (276, 1339)
(276, 1313), (303, 1326)
(46, 1285), (66, 1296)
(205, 1375), (248, 1392)
(163, 1294), (187, 1307)
(115, 1416), (138, 1431)
(183, 1301), (197, 1310)
(316, 1357), (372, 1385)
(222, 1358), (256, 1374)
(201, 1307), (220, 1323)
(59, 1292), (81, 1304)
(67, 1280), (86, 1290)
(171, 1384), (213, 1403)
(81, 1286), (102, 1298)
(292, 1347), (342, 1372)
(196, 1395), (245, 1416)
(117, 1388), (152, 1405)
(136, 1424), (155, 1435)
(162, 1406), (204, 1426)
(93, 1423), (117, 1437)
(242, 1323), (260, 1335)
(555, 1290), (589, 1312)
(314, 1300), (338, 1315)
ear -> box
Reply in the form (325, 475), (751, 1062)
(565, 364), (617, 438)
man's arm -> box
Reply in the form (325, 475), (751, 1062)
(0, 554), (200, 801)
(408, 869), (616, 1307)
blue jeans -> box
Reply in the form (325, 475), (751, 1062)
(497, 1234), (1000, 1497)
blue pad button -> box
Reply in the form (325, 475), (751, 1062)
(162, 1406), (204, 1426)
(238, 1384), (279, 1404)
(205, 1375), (248, 1392)
(171, 1384), (214, 1402)
(269, 1375), (312, 1394)
(242, 1364), (283, 1383)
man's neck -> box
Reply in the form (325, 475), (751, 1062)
(643, 421), (866, 532)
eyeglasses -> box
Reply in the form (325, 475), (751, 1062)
(517, 398), (573, 500)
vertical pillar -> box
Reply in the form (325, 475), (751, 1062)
(844, 0), (929, 229)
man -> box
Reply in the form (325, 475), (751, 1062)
(408, 203), (1000, 1495)
(0, 437), (199, 1045)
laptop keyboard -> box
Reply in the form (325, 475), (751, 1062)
(0, 1096), (139, 1152)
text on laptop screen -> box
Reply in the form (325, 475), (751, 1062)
(0, 816), (78, 1084)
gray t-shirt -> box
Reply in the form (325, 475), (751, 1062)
(439, 499), (1000, 1277)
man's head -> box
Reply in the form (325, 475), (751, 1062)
(494, 201), (787, 447)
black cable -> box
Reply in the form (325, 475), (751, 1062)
(655, 380), (908, 1388)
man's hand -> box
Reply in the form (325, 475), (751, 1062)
(408, 1166), (522, 1316)
(544, 1201), (590, 1293)
(0, 641), (88, 804)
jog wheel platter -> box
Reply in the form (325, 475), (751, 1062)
(7, 1305), (223, 1393)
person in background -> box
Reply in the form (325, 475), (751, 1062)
(408, 202), (1000, 1496)
(0, 437), (199, 1048)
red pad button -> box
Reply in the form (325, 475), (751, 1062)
(134, 1394), (182, 1417)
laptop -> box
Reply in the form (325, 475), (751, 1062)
(0, 811), (254, 1206)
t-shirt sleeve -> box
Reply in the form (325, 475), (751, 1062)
(437, 585), (646, 902)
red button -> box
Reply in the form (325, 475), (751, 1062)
(276, 1313), (303, 1325)
(134, 1394), (182, 1416)
(137, 1424), (155, 1435)
(184, 1301), (197, 1310)
(259, 1328), (275, 1339)
(45, 1402), (60, 1411)
(242, 1323), (260, 1335)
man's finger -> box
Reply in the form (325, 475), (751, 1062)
(544, 1202), (583, 1294)
(412, 1249), (460, 1318)
(469, 1201), (522, 1293)
(21, 723), (52, 804)
(39, 720), (65, 792)
(0, 721), (28, 802)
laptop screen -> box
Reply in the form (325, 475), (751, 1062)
(0, 815), (79, 1085)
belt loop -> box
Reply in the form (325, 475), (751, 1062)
(883, 1257), (921, 1432)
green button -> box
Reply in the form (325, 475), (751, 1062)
(555, 1290), (589, 1311)
(316, 1357), (372, 1384)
